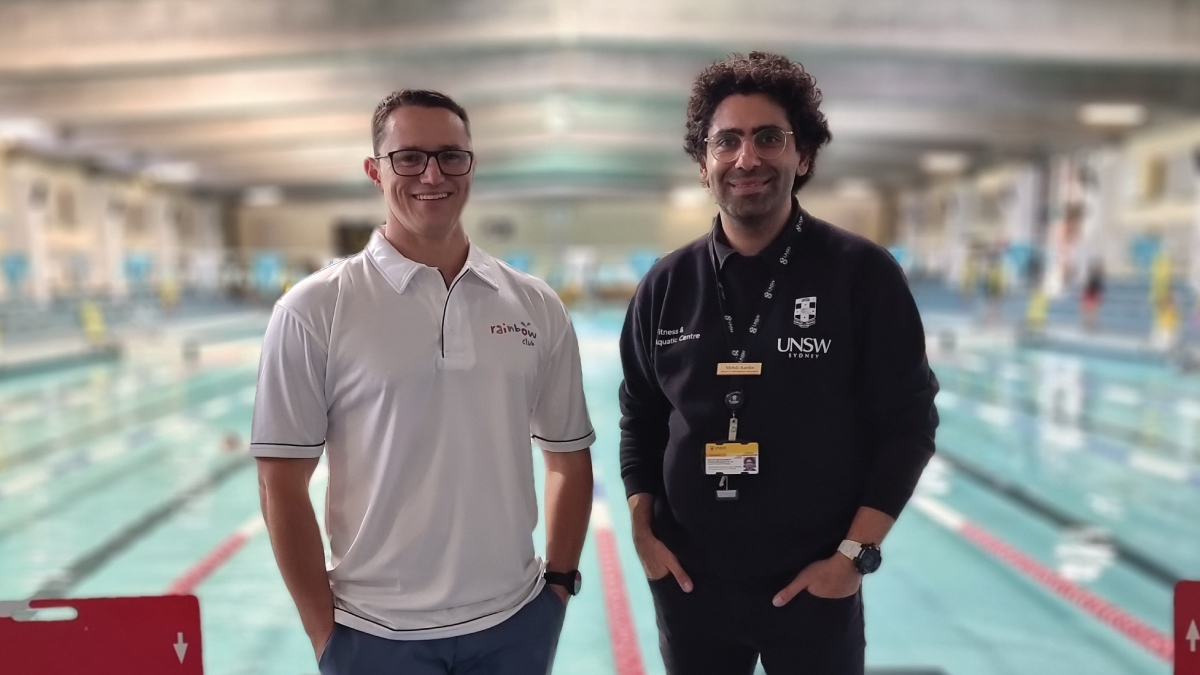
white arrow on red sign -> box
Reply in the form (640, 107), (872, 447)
(1188, 620), (1199, 653)
(174, 632), (188, 663)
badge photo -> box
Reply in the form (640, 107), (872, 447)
(794, 296), (816, 328)
(705, 442), (760, 475)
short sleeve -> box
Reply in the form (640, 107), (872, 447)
(530, 313), (595, 452)
(250, 304), (328, 458)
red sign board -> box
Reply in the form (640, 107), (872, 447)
(0, 595), (202, 674)
(1178, 582), (1200, 675)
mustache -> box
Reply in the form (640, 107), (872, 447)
(724, 168), (776, 182)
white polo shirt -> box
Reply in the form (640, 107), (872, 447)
(250, 229), (594, 641)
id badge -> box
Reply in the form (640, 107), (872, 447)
(705, 442), (760, 475)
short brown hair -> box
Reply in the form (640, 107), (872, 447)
(371, 89), (471, 155)
(684, 52), (832, 193)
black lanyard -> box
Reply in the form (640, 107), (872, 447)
(706, 210), (804, 500)
(707, 211), (805, 365)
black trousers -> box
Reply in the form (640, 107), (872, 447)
(648, 571), (865, 675)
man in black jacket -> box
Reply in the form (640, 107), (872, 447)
(618, 52), (940, 675)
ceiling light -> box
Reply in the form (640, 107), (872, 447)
(97, 152), (141, 173)
(835, 178), (876, 199)
(1078, 103), (1146, 128)
(0, 118), (56, 146)
(920, 152), (970, 176)
(143, 161), (198, 184)
(243, 185), (284, 207)
(544, 95), (571, 135)
(669, 185), (711, 208)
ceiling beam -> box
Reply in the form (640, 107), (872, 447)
(2, 0), (1200, 80)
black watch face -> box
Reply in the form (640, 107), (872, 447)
(571, 571), (583, 595)
(857, 547), (882, 574)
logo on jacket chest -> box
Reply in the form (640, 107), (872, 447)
(656, 325), (701, 347)
(794, 296), (816, 328)
(777, 336), (831, 359)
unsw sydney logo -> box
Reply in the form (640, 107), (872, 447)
(794, 296), (816, 328)
(781, 296), (830, 358)
(777, 336), (832, 359)
(490, 321), (537, 347)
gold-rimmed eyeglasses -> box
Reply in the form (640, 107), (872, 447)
(703, 129), (794, 163)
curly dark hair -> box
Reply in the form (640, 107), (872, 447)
(371, 89), (471, 155)
(684, 52), (832, 193)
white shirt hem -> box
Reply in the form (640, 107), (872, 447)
(331, 578), (546, 641)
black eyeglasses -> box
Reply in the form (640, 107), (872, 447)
(373, 149), (475, 177)
(703, 129), (794, 163)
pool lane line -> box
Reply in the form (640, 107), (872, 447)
(30, 454), (255, 600)
(167, 515), (265, 595)
(937, 385), (1200, 490)
(0, 402), (251, 541)
(161, 468), (651, 675)
(0, 446), (166, 542)
(0, 418), (173, 501)
(0, 385), (252, 504)
(591, 481), (648, 675)
(956, 351), (1200, 407)
(936, 369), (1200, 486)
(165, 464), (329, 595)
(911, 495), (1173, 662)
(0, 368), (256, 475)
(0, 361), (195, 424)
(935, 448), (1182, 587)
(0, 344), (121, 380)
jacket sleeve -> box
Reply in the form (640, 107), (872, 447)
(854, 248), (940, 518)
(618, 282), (671, 498)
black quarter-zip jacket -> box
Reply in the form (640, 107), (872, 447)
(618, 203), (940, 579)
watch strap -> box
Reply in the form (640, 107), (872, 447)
(837, 539), (863, 561)
(543, 570), (580, 596)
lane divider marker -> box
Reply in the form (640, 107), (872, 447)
(165, 466), (652, 675)
(166, 515), (264, 595)
(165, 465), (327, 595)
(592, 482), (647, 675)
(937, 378), (1200, 487)
(912, 495), (1173, 661)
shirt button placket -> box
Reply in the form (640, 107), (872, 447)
(443, 281), (469, 364)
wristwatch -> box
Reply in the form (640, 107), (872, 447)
(543, 569), (582, 596)
(837, 540), (882, 574)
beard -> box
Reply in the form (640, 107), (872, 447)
(711, 167), (792, 227)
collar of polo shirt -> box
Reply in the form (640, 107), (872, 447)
(365, 228), (500, 294)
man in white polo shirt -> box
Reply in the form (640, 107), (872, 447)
(252, 89), (595, 674)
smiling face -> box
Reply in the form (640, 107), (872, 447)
(699, 93), (809, 227)
(363, 105), (473, 240)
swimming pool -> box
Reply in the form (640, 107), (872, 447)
(0, 308), (1181, 674)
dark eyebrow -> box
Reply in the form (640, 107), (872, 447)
(392, 144), (468, 152)
(709, 124), (788, 136)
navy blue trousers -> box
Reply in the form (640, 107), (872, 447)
(319, 587), (566, 675)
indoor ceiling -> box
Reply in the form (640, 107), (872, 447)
(1, 0), (1199, 198)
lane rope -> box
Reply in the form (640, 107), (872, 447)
(912, 495), (1173, 662)
(592, 482), (647, 675)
